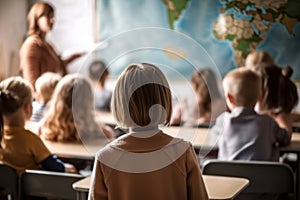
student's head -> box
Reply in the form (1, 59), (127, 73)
(27, 2), (55, 35)
(258, 65), (298, 114)
(191, 68), (222, 114)
(35, 72), (61, 103)
(0, 76), (33, 118)
(223, 68), (261, 110)
(41, 74), (102, 142)
(245, 50), (274, 71)
(111, 63), (172, 129)
(89, 60), (109, 87)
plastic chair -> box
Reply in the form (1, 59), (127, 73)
(19, 169), (83, 200)
(0, 162), (18, 200)
(202, 160), (295, 200)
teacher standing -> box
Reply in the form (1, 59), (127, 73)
(19, 2), (84, 89)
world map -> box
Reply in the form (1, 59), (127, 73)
(95, 0), (300, 79)
(163, 0), (300, 74)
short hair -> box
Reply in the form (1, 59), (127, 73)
(0, 76), (33, 115)
(223, 68), (261, 107)
(89, 60), (109, 86)
(35, 72), (61, 102)
(27, 2), (54, 36)
(111, 63), (172, 128)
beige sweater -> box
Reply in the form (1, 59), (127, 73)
(89, 130), (208, 200)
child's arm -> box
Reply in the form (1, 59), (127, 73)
(271, 112), (292, 146)
(41, 154), (77, 173)
(186, 145), (209, 200)
(88, 156), (108, 200)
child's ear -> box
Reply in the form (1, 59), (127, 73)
(227, 93), (235, 104)
(23, 101), (32, 119)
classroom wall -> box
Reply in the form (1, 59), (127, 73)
(0, 0), (27, 78)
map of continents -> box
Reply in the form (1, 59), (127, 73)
(163, 0), (300, 77)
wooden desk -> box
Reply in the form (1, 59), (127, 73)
(42, 139), (107, 160)
(72, 175), (249, 200)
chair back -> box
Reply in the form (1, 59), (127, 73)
(202, 160), (295, 199)
(0, 162), (18, 200)
(19, 170), (83, 200)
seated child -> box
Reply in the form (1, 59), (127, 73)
(0, 76), (76, 175)
(88, 63), (208, 200)
(39, 74), (115, 142)
(30, 72), (61, 122)
(89, 60), (112, 112)
(171, 68), (226, 126)
(211, 68), (291, 161)
(245, 51), (299, 132)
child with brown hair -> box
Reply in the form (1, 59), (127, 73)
(89, 63), (208, 200)
(245, 50), (299, 133)
(89, 60), (112, 112)
(0, 76), (75, 175)
(171, 68), (226, 126)
(211, 68), (291, 161)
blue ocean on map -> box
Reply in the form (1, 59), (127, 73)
(88, 0), (300, 79)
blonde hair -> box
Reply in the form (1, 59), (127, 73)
(27, 2), (54, 36)
(40, 74), (104, 142)
(223, 68), (261, 107)
(0, 76), (33, 115)
(245, 50), (274, 71)
(35, 72), (61, 103)
(111, 63), (172, 128)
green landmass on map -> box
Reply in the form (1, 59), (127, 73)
(162, 0), (189, 29)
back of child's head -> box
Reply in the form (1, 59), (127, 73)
(35, 72), (61, 103)
(191, 68), (222, 113)
(111, 63), (172, 128)
(245, 50), (274, 70)
(0, 76), (32, 115)
(42, 73), (100, 142)
(259, 65), (298, 113)
(89, 60), (109, 86)
(223, 68), (261, 107)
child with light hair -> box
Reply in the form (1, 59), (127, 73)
(39, 74), (115, 142)
(88, 63), (208, 200)
(0, 76), (75, 175)
(30, 72), (61, 122)
(211, 67), (291, 161)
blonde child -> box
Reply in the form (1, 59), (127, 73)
(88, 63), (208, 200)
(89, 60), (112, 112)
(30, 72), (61, 122)
(0, 76), (75, 175)
(39, 74), (115, 142)
(211, 68), (291, 161)
(171, 68), (226, 126)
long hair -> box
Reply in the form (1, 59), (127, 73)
(259, 65), (298, 114)
(27, 2), (54, 36)
(191, 68), (222, 116)
(40, 74), (105, 142)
